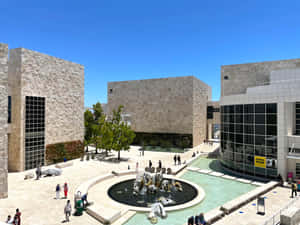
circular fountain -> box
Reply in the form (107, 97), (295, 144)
(108, 171), (199, 208)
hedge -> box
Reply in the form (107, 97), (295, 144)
(46, 140), (84, 165)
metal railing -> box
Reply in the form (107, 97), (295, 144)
(263, 195), (300, 225)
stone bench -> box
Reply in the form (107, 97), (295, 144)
(205, 208), (224, 224)
(112, 170), (136, 176)
(87, 204), (121, 224)
(221, 181), (278, 214)
(281, 206), (300, 225)
(55, 161), (73, 169)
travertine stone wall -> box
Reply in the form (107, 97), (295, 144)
(193, 77), (212, 146)
(0, 43), (8, 198)
(221, 59), (300, 96)
(107, 76), (211, 147)
(8, 48), (84, 171)
(207, 101), (220, 124)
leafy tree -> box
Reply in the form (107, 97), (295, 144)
(111, 105), (135, 160)
(91, 102), (104, 153)
(92, 102), (103, 121)
(84, 109), (94, 151)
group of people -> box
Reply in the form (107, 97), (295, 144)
(55, 182), (69, 199)
(173, 154), (181, 165)
(148, 160), (163, 169)
(5, 209), (21, 225)
(187, 213), (207, 225)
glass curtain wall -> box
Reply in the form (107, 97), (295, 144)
(220, 103), (277, 178)
(25, 96), (45, 170)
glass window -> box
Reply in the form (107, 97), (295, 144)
(245, 145), (254, 154)
(235, 134), (243, 144)
(235, 114), (243, 123)
(235, 105), (243, 114)
(255, 125), (265, 135)
(267, 114), (277, 124)
(244, 135), (254, 145)
(255, 104), (265, 113)
(244, 125), (254, 134)
(255, 135), (265, 146)
(255, 114), (265, 124)
(267, 126), (277, 136)
(244, 114), (254, 124)
(235, 124), (243, 133)
(244, 104), (254, 114)
(267, 103), (277, 114)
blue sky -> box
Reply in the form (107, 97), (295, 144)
(1, 1), (300, 106)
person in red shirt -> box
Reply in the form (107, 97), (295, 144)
(64, 183), (68, 199)
(14, 208), (21, 225)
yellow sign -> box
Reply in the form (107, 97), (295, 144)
(254, 156), (266, 168)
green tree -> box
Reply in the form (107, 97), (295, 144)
(111, 105), (135, 160)
(92, 102), (103, 121)
(84, 109), (94, 152)
(91, 102), (104, 153)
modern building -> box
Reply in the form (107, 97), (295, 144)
(220, 58), (300, 180)
(0, 43), (84, 198)
(107, 76), (214, 147)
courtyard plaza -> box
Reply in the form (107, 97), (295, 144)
(0, 143), (294, 225)
(0, 143), (214, 225)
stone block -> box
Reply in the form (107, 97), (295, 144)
(281, 206), (300, 225)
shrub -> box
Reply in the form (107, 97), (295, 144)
(46, 140), (84, 165)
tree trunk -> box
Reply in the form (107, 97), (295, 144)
(95, 141), (98, 154)
(118, 151), (120, 161)
(86, 145), (89, 152)
(106, 150), (108, 157)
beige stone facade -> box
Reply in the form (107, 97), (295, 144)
(221, 58), (300, 97)
(7, 47), (84, 172)
(107, 76), (211, 147)
(0, 43), (8, 198)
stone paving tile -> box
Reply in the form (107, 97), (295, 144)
(214, 187), (292, 225)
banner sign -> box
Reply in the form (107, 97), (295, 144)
(254, 156), (266, 168)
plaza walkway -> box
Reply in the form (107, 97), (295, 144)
(0, 144), (216, 225)
(213, 186), (292, 225)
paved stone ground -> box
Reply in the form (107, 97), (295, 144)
(214, 186), (293, 225)
(0, 144), (216, 225)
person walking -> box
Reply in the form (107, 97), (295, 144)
(56, 184), (61, 199)
(149, 160), (152, 168)
(292, 181), (298, 198)
(174, 154), (177, 165)
(136, 162), (139, 172)
(64, 183), (68, 199)
(14, 209), (21, 225)
(177, 155), (181, 165)
(64, 200), (72, 222)
(35, 163), (41, 180)
(158, 160), (162, 169)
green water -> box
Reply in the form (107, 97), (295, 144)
(124, 158), (255, 225)
(190, 157), (225, 172)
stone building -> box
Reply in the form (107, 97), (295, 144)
(0, 44), (8, 198)
(0, 43), (84, 198)
(220, 58), (300, 180)
(107, 76), (212, 147)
